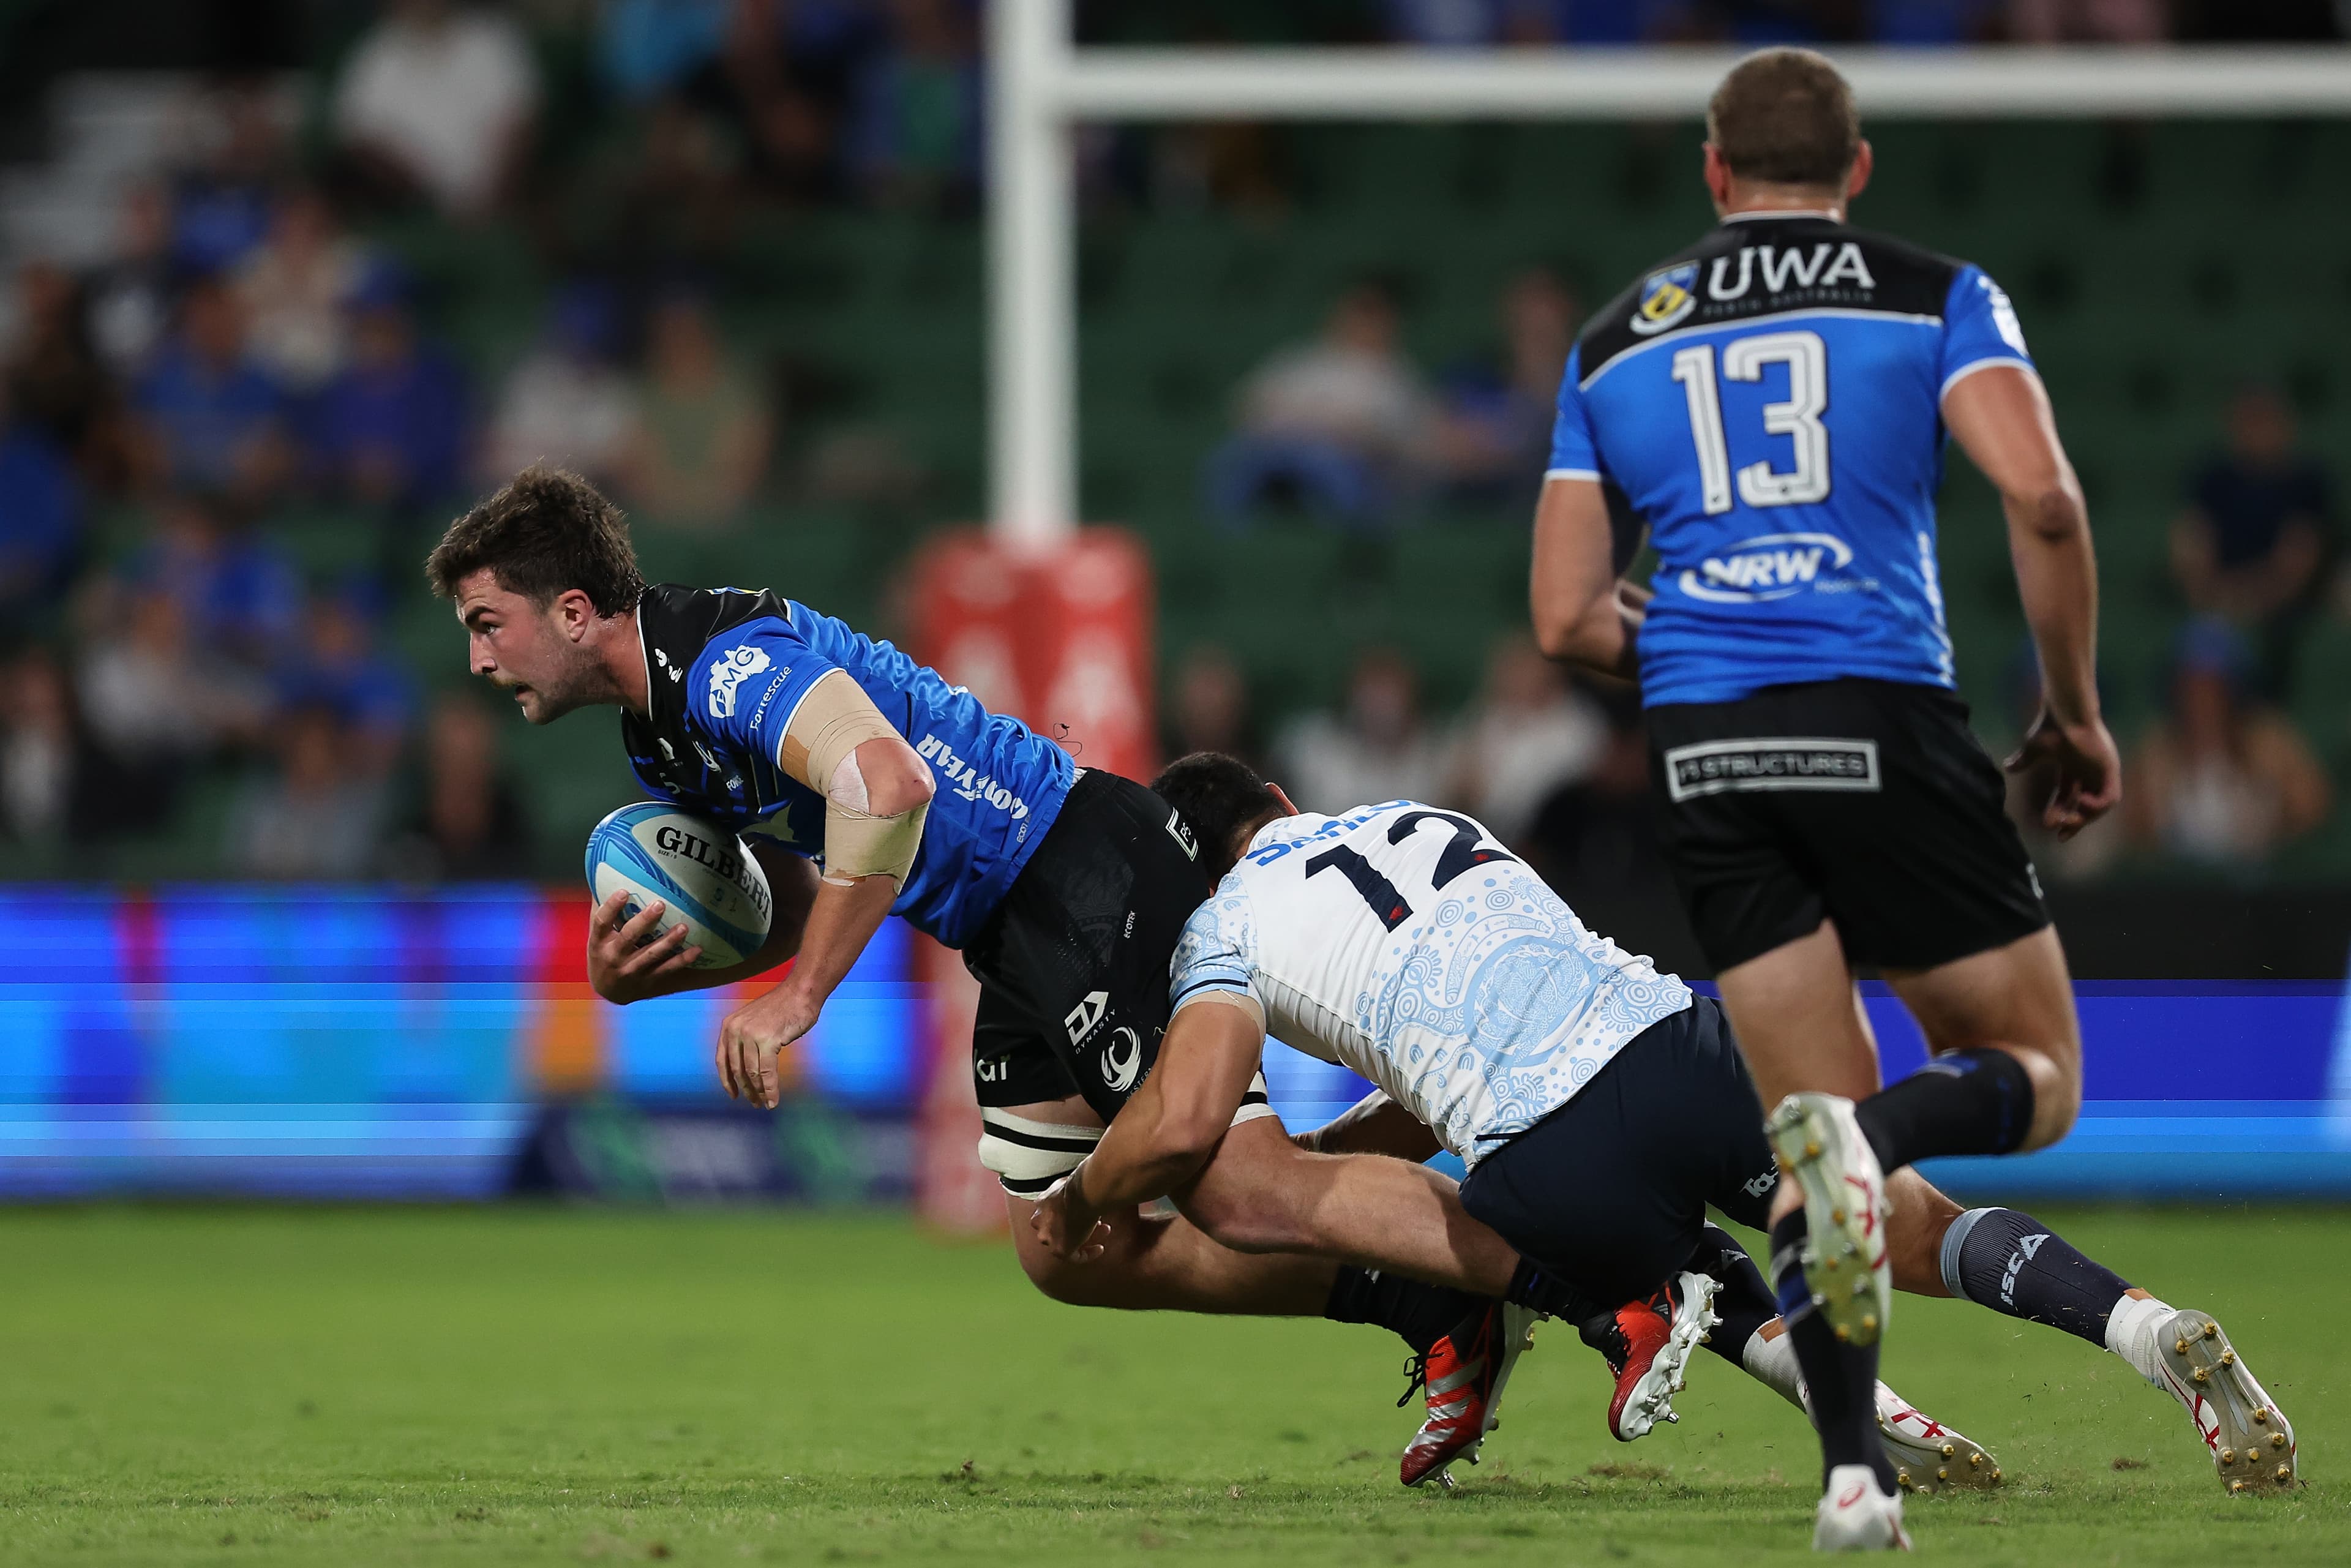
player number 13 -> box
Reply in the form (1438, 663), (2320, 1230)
(1670, 329), (1831, 515)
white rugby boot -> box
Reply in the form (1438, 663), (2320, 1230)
(1812, 1464), (1911, 1552)
(1874, 1382), (2000, 1494)
(2113, 1300), (2297, 1495)
(1766, 1093), (1892, 1347)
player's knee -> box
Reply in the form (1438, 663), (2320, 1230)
(2018, 1053), (2081, 1150)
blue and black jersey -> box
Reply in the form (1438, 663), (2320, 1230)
(1549, 212), (2036, 708)
(621, 583), (1074, 948)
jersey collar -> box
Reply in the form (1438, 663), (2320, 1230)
(1719, 208), (1844, 225)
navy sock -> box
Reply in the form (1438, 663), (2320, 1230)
(1687, 1225), (1777, 1367)
(1505, 1255), (1607, 1325)
(1323, 1266), (1487, 1355)
(1771, 1209), (1893, 1491)
(1943, 1207), (2134, 1349)
(1855, 1047), (2036, 1171)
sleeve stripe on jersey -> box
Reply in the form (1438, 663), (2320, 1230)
(1543, 467), (1602, 482)
(1938, 355), (2040, 403)
(1174, 975), (1255, 1005)
(1580, 306), (1943, 391)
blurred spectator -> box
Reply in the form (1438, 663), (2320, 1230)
(1431, 268), (1578, 507)
(599, 97), (744, 278)
(619, 292), (771, 530)
(0, 405), (86, 627)
(124, 492), (304, 668)
(2124, 618), (2330, 868)
(1523, 685), (1700, 973)
(307, 266), (471, 512)
(234, 189), (367, 394)
(600, 0), (731, 103)
(86, 182), (179, 380)
(6, 260), (124, 477)
(849, 0), (983, 210)
(129, 276), (288, 502)
(1274, 647), (1449, 812)
(222, 702), (391, 879)
(168, 86), (287, 276)
(1161, 644), (1267, 779)
(2008, 0), (2169, 42)
(383, 692), (535, 880)
(724, 0), (887, 204)
(0, 647), (77, 842)
(273, 590), (416, 778)
(1205, 282), (1433, 528)
(78, 586), (268, 777)
(482, 282), (638, 487)
(1444, 634), (1607, 846)
(332, 0), (542, 219)
(2170, 384), (2330, 691)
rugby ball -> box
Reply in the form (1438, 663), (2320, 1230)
(583, 803), (774, 969)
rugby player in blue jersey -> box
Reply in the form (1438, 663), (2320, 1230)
(1529, 50), (2290, 1546)
(427, 465), (1631, 1477)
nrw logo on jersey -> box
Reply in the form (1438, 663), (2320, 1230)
(1629, 261), (1700, 336)
(705, 644), (773, 718)
(1681, 532), (1856, 604)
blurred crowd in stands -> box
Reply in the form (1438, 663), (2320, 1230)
(0, 0), (2343, 887)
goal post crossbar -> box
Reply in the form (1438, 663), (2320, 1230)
(986, 13), (2351, 544)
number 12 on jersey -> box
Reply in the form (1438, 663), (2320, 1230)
(1670, 329), (1831, 514)
(1303, 811), (1518, 932)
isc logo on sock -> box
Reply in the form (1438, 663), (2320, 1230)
(1999, 1233), (2049, 1308)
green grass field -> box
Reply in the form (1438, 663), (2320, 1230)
(1, 1206), (2344, 1566)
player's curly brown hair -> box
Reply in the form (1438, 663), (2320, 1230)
(1707, 47), (1860, 190)
(426, 465), (647, 616)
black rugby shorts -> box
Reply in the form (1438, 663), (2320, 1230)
(1644, 677), (2050, 975)
(960, 768), (1231, 1122)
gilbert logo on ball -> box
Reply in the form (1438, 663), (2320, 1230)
(584, 803), (774, 969)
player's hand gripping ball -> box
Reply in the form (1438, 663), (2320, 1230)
(584, 803), (774, 973)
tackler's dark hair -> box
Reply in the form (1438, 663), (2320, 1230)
(1152, 751), (1283, 869)
(426, 465), (646, 616)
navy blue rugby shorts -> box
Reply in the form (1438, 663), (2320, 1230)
(1457, 995), (1779, 1306)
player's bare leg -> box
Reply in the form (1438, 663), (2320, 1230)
(1175, 1117), (1526, 1295)
(1881, 925), (2081, 1152)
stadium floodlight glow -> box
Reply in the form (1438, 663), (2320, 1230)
(987, 17), (2351, 544)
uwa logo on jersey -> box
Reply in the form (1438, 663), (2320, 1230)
(1629, 261), (1700, 336)
(1680, 532), (1856, 604)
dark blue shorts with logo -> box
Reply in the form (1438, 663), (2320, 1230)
(1646, 677), (2051, 975)
(1460, 994), (1779, 1305)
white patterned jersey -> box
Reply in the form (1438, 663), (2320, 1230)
(1168, 801), (1692, 1166)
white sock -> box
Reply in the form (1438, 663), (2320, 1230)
(2104, 1292), (2177, 1387)
(1743, 1327), (1808, 1411)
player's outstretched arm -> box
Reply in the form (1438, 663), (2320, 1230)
(1031, 996), (1266, 1260)
(587, 843), (819, 1006)
(1943, 364), (2121, 838)
(1530, 475), (1641, 680)
(716, 686), (934, 1106)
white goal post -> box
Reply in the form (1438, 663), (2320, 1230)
(984, 3), (2351, 547)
